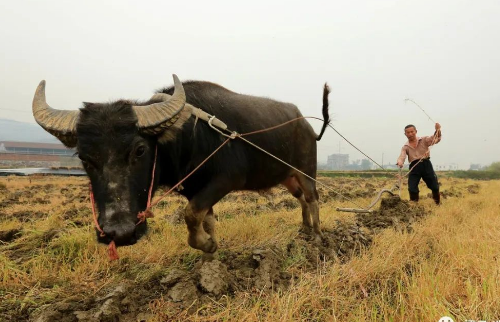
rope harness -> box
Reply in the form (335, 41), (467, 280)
(89, 107), (438, 260)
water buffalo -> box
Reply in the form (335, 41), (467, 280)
(32, 75), (330, 257)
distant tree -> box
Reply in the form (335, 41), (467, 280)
(485, 161), (500, 172)
(360, 159), (372, 170)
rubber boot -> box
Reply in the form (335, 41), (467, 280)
(409, 192), (419, 202)
(432, 190), (441, 205)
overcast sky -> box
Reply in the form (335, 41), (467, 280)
(1, 0), (499, 169)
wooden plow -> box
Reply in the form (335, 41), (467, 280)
(336, 169), (402, 214)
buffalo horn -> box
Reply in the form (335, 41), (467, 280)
(32, 80), (79, 147)
(133, 74), (186, 134)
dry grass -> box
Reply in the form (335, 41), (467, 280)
(0, 175), (498, 321)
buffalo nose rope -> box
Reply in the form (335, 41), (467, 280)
(90, 146), (158, 260)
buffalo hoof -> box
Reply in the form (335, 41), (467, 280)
(202, 252), (217, 262)
(189, 236), (218, 254)
(311, 233), (322, 245)
(299, 225), (313, 236)
(200, 237), (218, 254)
(188, 232), (218, 253)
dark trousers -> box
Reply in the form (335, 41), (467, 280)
(408, 158), (439, 195)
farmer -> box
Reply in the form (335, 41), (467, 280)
(396, 123), (442, 204)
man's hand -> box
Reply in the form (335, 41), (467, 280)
(435, 122), (441, 131)
(397, 161), (404, 168)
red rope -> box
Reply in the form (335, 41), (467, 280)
(108, 241), (119, 260)
(90, 184), (105, 238)
(90, 183), (119, 260)
(240, 116), (311, 136)
(137, 145), (158, 225)
(147, 137), (231, 209)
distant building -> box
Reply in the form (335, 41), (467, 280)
(327, 154), (349, 170)
(383, 163), (401, 170)
(434, 163), (459, 171)
(0, 141), (80, 168)
(0, 141), (73, 156)
(345, 159), (374, 171)
(469, 164), (483, 171)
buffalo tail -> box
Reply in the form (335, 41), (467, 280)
(316, 83), (330, 141)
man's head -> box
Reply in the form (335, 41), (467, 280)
(404, 124), (417, 140)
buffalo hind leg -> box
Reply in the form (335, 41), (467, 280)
(184, 178), (232, 256)
(282, 176), (313, 234)
(294, 173), (322, 243)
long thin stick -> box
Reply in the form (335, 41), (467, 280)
(404, 98), (436, 123)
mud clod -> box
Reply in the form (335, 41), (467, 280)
(357, 196), (426, 232)
(0, 228), (22, 242)
(8, 210), (46, 222)
(252, 249), (281, 290)
(94, 298), (121, 322)
(198, 260), (229, 296)
(440, 187), (464, 199)
(467, 184), (480, 194)
(160, 269), (188, 287)
(33, 308), (64, 322)
(274, 198), (299, 210)
(322, 222), (373, 260)
(168, 280), (199, 305)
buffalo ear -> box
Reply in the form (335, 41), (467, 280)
(55, 134), (78, 148)
(82, 102), (94, 108)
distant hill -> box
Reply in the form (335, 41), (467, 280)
(0, 119), (58, 143)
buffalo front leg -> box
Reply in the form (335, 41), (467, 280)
(183, 177), (233, 255)
(184, 204), (218, 254)
(203, 207), (216, 242)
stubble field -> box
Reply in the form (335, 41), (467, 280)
(0, 175), (499, 321)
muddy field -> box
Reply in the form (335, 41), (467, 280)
(0, 176), (485, 321)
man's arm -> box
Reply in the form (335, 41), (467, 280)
(397, 146), (407, 168)
(425, 122), (442, 145)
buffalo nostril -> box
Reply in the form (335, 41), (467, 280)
(102, 227), (116, 238)
(101, 224), (136, 246)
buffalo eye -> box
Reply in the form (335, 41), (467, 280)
(135, 146), (146, 158)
